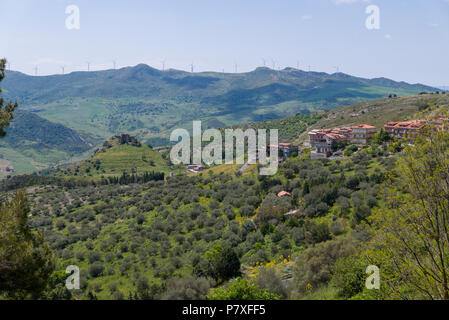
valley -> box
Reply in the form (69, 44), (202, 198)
(3, 89), (449, 300)
(0, 65), (439, 176)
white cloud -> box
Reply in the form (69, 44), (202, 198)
(429, 23), (439, 28)
(385, 34), (392, 40)
(301, 15), (312, 20)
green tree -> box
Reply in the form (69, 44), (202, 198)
(372, 128), (390, 145)
(204, 245), (241, 283)
(161, 276), (212, 300)
(0, 64), (53, 299)
(0, 58), (18, 136)
(361, 127), (449, 299)
(207, 278), (281, 300)
(330, 254), (366, 299)
(0, 191), (55, 299)
(256, 267), (289, 299)
(294, 237), (357, 295)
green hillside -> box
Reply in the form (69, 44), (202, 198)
(4, 94), (449, 300)
(0, 110), (97, 177)
(3, 127), (402, 300)
(2, 65), (438, 146)
(0, 66), (440, 175)
(222, 93), (449, 146)
(56, 135), (171, 179)
(225, 112), (324, 143)
(294, 93), (449, 143)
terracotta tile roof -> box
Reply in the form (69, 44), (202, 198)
(325, 133), (346, 140)
(277, 191), (291, 197)
(384, 120), (427, 130)
(351, 124), (376, 129)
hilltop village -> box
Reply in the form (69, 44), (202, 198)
(184, 115), (449, 174)
(306, 116), (448, 159)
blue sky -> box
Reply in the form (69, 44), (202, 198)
(1, 0), (448, 86)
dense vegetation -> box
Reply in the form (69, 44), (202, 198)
(1, 137), (400, 300)
(0, 64), (438, 174)
(3, 113), (449, 300)
(0, 59), (17, 137)
(296, 93), (449, 144)
(1, 58), (55, 300)
(2, 59), (449, 300)
(227, 112), (323, 143)
(332, 127), (449, 299)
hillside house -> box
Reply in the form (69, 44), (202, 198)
(384, 117), (448, 141)
(187, 164), (205, 173)
(350, 124), (377, 144)
(267, 143), (297, 159)
(308, 128), (347, 159)
(308, 124), (377, 158)
(384, 121), (425, 140)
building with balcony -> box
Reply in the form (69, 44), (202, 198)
(350, 124), (377, 144)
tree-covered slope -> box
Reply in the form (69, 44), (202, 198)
(0, 110), (97, 176)
(295, 93), (449, 143)
(1, 65), (438, 148)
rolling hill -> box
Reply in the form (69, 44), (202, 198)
(0, 65), (440, 175)
(223, 93), (449, 146)
(2, 65), (437, 145)
(0, 110), (98, 176)
(295, 93), (449, 143)
(55, 134), (171, 179)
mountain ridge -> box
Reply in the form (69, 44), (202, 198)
(0, 64), (442, 176)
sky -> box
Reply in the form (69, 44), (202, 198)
(1, 0), (448, 87)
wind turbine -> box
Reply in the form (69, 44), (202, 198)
(234, 61), (238, 73)
(86, 61), (91, 72)
(270, 58), (275, 70)
(61, 66), (65, 74)
(161, 60), (166, 71)
(6, 61), (11, 71)
(34, 65), (38, 76)
(113, 60), (116, 70)
(262, 58), (266, 67)
(297, 61), (300, 70)
(189, 63), (194, 73)
(307, 65), (312, 72)
(333, 65), (340, 73)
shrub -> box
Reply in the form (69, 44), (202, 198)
(89, 262), (104, 278)
(161, 276), (212, 300)
(207, 278), (281, 300)
(256, 267), (289, 299)
(294, 237), (357, 295)
(204, 245), (241, 283)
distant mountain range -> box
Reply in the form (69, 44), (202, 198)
(0, 64), (440, 175)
